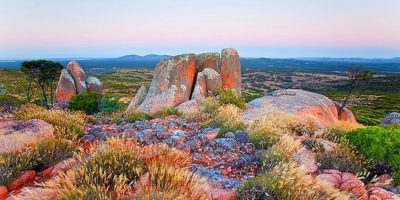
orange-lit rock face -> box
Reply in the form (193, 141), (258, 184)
(126, 86), (148, 113)
(220, 48), (241, 92)
(243, 89), (358, 128)
(67, 60), (87, 94)
(196, 52), (221, 73)
(55, 69), (77, 101)
(138, 54), (197, 114)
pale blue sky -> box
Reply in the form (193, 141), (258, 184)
(0, 0), (399, 59)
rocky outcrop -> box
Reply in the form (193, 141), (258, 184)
(0, 119), (54, 153)
(86, 76), (104, 95)
(203, 68), (222, 95)
(67, 60), (87, 94)
(243, 89), (358, 128)
(129, 48), (242, 114)
(55, 60), (103, 102)
(191, 72), (207, 101)
(381, 112), (400, 126)
(137, 54), (197, 114)
(196, 53), (221, 73)
(126, 86), (148, 113)
(220, 48), (241, 92)
(54, 69), (77, 101)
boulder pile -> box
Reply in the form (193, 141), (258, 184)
(127, 48), (241, 114)
(55, 60), (104, 102)
(243, 89), (358, 128)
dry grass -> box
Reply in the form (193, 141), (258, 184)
(14, 104), (86, 140)
(205, 104), (245, 135)
(331, 120), (364, 132)
(135, 163), (209, 200)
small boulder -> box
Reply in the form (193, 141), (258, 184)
(138, 54), (197, 114)
(55, 69), (77, 102)
(126, 86), (148, 113)
(196, 52), (221, 73)
(381, 112), (400, 126)
(0, 119), (54, 153)
(176, 100), (200, 115)
(203, 68), (222, 95)
(234, 130), (249, 144)
(191, 72), (207, 101)
(86, 76), (104, 95)
(220, 48), (241, 92)
(66, 60), (87, 94)
(9, 170), (36, 191)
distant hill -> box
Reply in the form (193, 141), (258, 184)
(1, 55), (399, 74)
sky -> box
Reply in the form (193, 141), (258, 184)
(0, 0), (399, 59)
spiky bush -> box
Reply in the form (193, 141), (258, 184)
(69, 92), (103, 114)
(75, 148), (145, 187)
(140, 144), (191, 168)
(0, 139), (75, 186)
(239, 161), (349, 200)
(14, 104), (86, 140)
(217, 88), (245, 109)
(248, 112), (320, 149)
(56, 185), (113, 200)
(316, 141), (366, 174)
(135, 163), (209, 200)
(206, 104), (246, 136)
(183, 97), (220, 123)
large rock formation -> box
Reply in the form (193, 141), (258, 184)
(242, 89), (358, 128)
(0, 119), (54, 153)
(55, 60), (103, 102)
(220, 48), (241, 92)
(381, 112), (400, 126)
(126, 86), (148, 113)
(137, 54), (197, 114)
(128, 49), (242, 114)
(67, 60), (87, 94)
(54, 69), (77, 101)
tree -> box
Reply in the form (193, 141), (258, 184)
(338, 67), (374, 118)
(20, 60), (63, 108)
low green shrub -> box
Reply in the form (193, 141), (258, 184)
(0, 139), (76, 186)
(152, 107), (180, 119)
(75, 149), (145, 186)
(0, 94), (23, 112)
(125, 110), (153, 122)
(69, 93), (103, 114)
(217, 88), (245, 109)
(99, 96), (123, 114)
(346, 126), (400, 183)
(237, 175), (277, 200)
(57, 185), (113, 200)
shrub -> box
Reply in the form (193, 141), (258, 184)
(56, 185), (113, 200)
(205, 104), (245, 136)
(0, 139), (75, 186)
(75, 149), (145, 187)
(139, 144), (191, 168)
(15, 104), (86, 140)
(152, 107), (180, 119)
(69, 92), (103, 114)
(125, 109), (153, 122)
(239, 161), (349, 200)
(99, 96), (123, 114)
(237, 175), (277, 200)
(135, 163), (209, 200)
(30, 139), (76, 170)
(316, 142), (365, 174)
(247, 112), (320, 149)
(217, 88), (245, 109)
(346, 126), (400, 183)
(0, 94), (23, 112)
(183, 97), (220, 123)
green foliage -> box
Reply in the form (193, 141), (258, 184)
(75, 150), (145, 186)
(57, 186), (113, 200)
(346, 126), (400, 183)
(217, 88), (246, 109)
(0, 139), (75, 186)
(69, 92), (103, 114)
(30, 139), (76, 170)
(125, 110), (153, 123)
(0, 94), (23, 111)
(99, 96), (123, 114)
(237, 175), (277, 200)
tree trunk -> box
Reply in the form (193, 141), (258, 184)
(40, 83), (49, 109)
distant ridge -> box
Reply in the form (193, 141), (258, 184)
(118, 54), (170, 61)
